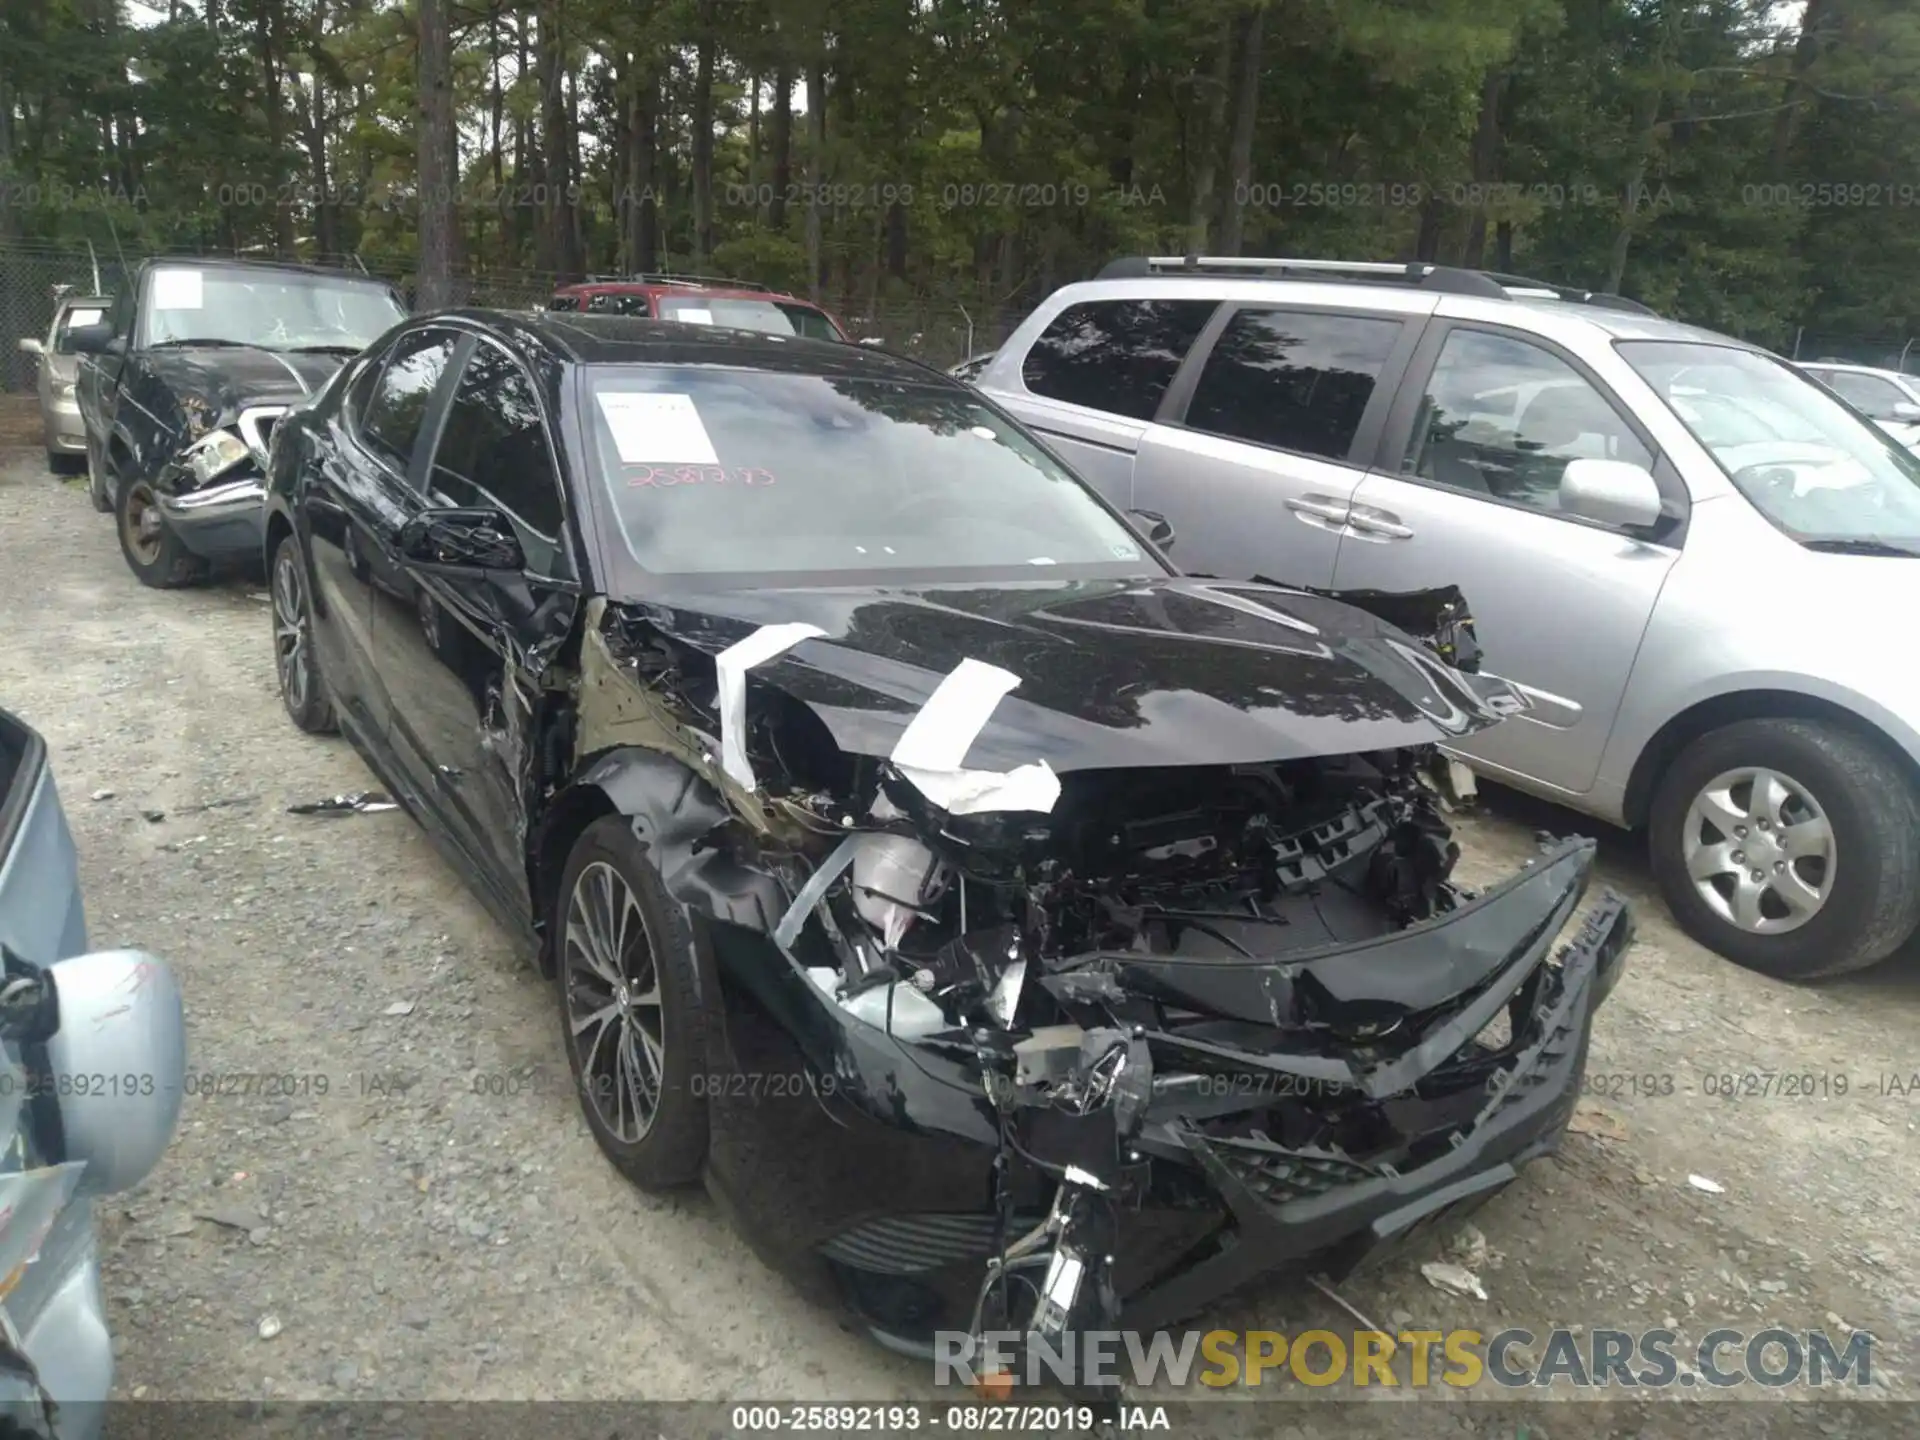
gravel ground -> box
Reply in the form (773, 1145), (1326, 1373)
(0, 445), (1914, 1437)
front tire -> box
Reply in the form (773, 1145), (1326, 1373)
(46, 448), (83, 476)
(85, 439), (113, 513)
(116, 478), (207, 588)
(1649, 718), (1920, 980)
(554, 815), (709, 1190)
(270, 535), (336, 734)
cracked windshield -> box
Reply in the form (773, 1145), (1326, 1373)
(138, 267), (406, 352)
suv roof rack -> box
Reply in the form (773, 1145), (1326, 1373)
(1097, 255), (1659, 316)
(578, 271), (775, 293)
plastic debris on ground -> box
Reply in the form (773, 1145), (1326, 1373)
(286, 791), (398, 816)
(1421, 1261), (1489, 1300)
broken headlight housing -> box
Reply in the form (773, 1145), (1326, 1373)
(181, 427), (250, 484)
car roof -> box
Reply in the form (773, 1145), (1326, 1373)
(1030, 274), (1742, 349)
(557, 280), (825, 306)
(426, 308), (940, 380)
(1797, 359), (1912, 379)
(140, 255), (387, 283)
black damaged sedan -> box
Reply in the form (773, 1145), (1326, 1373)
(262, 309), (1633, 1387)
(64, 257), (406, 587)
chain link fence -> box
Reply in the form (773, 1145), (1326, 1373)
(1, 241), (1019, 392)
(1786, 332), (1920, 374)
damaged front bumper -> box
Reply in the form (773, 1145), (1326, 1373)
(153, 406), (283, 562)
(156, 477), (268, 560)
(711, 836), (1631, 1360)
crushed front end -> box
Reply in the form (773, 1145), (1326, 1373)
(150, 404), (286, 563)
(559, 582), (1633, 1392)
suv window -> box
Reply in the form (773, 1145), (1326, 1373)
(1184, 309), (1401, 461)
(548, 295), (580, 312)
(428, 340), (563, 537)
(587, 292), (649, 315)
(1405, 329), (1653, 515)
(1824, 371), (1908, 418)
(1021, 299), (1216, 421)
(360, 329), (456, 474)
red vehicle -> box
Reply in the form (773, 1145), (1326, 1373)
(546, 273), (861, 343)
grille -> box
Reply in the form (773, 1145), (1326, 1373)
(1182, 1127), (1378, 1205)
(818, 1212), (1024, 1276)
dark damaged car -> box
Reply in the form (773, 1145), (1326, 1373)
(262, 311), (1633, 1390)
(64, 258), (407, 587)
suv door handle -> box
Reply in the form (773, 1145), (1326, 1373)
(1346, 505), (1413, 541)
(1286, 494), (1352, 531)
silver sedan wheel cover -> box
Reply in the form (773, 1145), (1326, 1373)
(563, 861), (665, 1143)
(1682, 766), (1835, 935)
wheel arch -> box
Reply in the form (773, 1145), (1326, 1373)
(527, 782), (620, 978)
(1622, 688), (1920, 829)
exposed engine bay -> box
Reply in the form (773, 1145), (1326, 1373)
(548, 578), (1634, 1400)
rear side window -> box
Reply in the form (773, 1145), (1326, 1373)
(428, 341), (563, 538)
(1020, 299), (1217, 421)
(1184, 309), (1402, 461)
(587, 293), (650, 315)
(360, 329), (456, 474)
(548, 295), (580, 312)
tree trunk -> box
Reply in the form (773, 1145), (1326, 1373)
(489, 11), (505, 192)
(1460, 68), (1509, 268)
(770, 59), (793, 228)
(254, 1), (295, 254)
(513, 15), (533, 262)
(1185, 20), (1234, 256)
(1770, 0), (1829, 177)
(536, 0), (574, 280)
(1606, 88), (1662, 294)
(746, 72), (760, 196)
(627, 64), (659, 270)
(805, 57), (825, 300)
(1217, 3), (1266, 256)
(1413, 195), (1444, 262)
(691, 13), (715, 266)
(415, 0), (457, 307)
(304, 77), (338, 257)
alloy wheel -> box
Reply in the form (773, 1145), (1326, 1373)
(1682, 766), (1834, 934)
(564, 861), (665, 1143)
(272, 546), (311, 713)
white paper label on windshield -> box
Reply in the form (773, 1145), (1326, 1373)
(594, 391), (720, 465)
(151, 269), (203, 310)
(67, 308), (103, 328)
(674, 308), (715, 325)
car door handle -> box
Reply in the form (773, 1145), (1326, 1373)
(1286, 494), (1353, 533)
(1346, 505), (1413, 540)
(1286, 494), (1351, 522)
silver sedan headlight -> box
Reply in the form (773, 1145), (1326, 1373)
(182, 427), (250, 484)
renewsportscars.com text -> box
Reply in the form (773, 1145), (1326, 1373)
(934, 1326), (1875, 1390)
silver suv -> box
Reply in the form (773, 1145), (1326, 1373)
(971, 255), (1920, 981)
(1794, 360), (1920, 453)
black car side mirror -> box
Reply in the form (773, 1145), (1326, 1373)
(399, 507), (525, 573)
(59, 322), (116, 356)
(1131, 509), (1176, 551)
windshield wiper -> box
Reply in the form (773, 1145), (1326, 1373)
(146, 338), (249, 349)
(275, 344), (364, 356)
(1800, 536), (1920, 557)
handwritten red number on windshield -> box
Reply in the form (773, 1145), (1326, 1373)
(624, 464), (775, 489)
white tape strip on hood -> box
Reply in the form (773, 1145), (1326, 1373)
(714, 622), (827, 792)
(889, 657), (1061, 815)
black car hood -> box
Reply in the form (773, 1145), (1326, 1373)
(144, 346), (345, 412)
(614, 577), (1512, 774)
